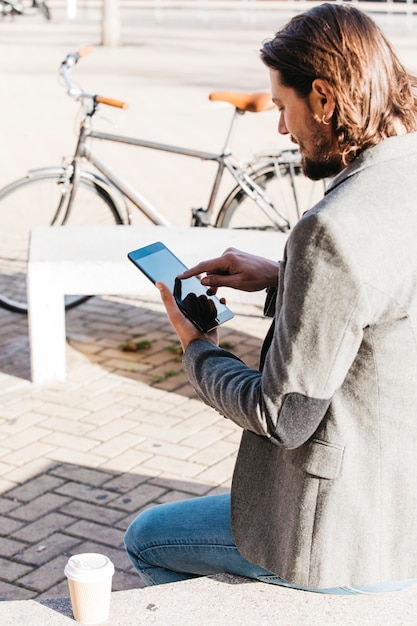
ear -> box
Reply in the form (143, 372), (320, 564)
(309, 78), (335, 124)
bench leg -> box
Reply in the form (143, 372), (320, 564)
(27, 264), (67, 385)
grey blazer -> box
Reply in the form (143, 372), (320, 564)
(183, 132), (417, 587)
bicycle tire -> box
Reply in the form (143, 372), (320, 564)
(0, 167), (124, 314)
(216, 159), (307, 231)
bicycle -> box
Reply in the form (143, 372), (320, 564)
(0, 0), (51, 20)
(0, 46), (321, 314)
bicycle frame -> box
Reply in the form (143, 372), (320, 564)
(66, 105), (289, 230)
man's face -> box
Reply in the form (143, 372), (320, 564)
(269, 69), (343, 180)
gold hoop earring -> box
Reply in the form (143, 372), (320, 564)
(322, 115), (330, 126)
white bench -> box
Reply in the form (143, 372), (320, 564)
(27, 226), (288, 385)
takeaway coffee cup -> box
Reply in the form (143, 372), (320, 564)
(64, 553), (115, 624)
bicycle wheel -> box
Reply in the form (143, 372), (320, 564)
(216, 158), (310, 230)
(0, 167), (124, 314)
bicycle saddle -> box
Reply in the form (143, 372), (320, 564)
(209, 91), (273, 113)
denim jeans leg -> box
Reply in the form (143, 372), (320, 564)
(124, 492), (417, 594)
(124, 493), (273, 586)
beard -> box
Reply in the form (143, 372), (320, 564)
(302, 152), (343, 180)
(292, 121), (343, 181)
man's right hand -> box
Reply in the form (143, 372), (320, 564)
(178, 247), (280, 293)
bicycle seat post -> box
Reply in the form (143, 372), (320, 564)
(220, 107), (244, 156)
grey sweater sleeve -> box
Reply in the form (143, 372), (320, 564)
(183, 210), (369, 449)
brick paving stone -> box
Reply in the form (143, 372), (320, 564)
(0, 411), (48, 433)
(189, 440), (239, 466)
(48, 447), (109, 468)
(0, 462), (16, 477)
(179, 412), (223, 432)
(0, 556), (33, 582)
(0, 400), (45, 420)
(87, 421), (144, 444)
(195, 456), (236, 486)
(0, 515), (25, 535)
(54, 482), (121, 506)
(16, 554), (69, 593)
(1, 537), (27, 558)
(125, 410), (185, 430)
(0, 580), (37, 601)
(64, 519), (126, 548)
(156, 490), (196, 504)
(14, 532), (82, 567)
(108, 483), (168, 513)
(2, 426), (54, 452)
(59, 500), (126, 526)
(100, 472), (151, 494)
(130, 422), (192, 443)
(43, 431), (100, 453)
(148, 476), (212, 497)
(11, 512), (77, 543)
(142, 456), (208, 479)
(112, 569), (144, 592)
(6, 475), (65, 504)
(8, 493), (71, 523)
(34, 402), (91, 421)
(92, 433), (147, 459)
(1, 442), (56, 467)
(99, 449), (152, 473)
(38, 416), (96, 436)
(137, 439), (196, 461)
(79, 404), (135, 426)
(50, 463), (114, 486)
(0, 498), (20, 515)
(1, 459), (51, 485)
(74, 392), (131, 413)
(36, 578), (71, 600)
(181, 425), (239, 449)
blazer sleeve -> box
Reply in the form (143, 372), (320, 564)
(183, 210), (370, 448)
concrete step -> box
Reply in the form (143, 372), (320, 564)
(2, 574), (417, 625)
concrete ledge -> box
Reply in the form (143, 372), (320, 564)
(27, 225), (287, 385)
(2, 574), (417, 625)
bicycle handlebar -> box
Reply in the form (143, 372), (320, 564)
(59, 45), (129, 110)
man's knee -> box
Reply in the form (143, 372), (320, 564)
(124, 505), (159, 557)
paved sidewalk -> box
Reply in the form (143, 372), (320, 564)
(1, 0), (417, 612)
(0, 291), (269, 601)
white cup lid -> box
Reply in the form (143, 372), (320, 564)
(64, 553), (115, 582)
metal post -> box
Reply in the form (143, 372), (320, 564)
(102, 0), (122, 47)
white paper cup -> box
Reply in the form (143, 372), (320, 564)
(64, 553), (115, 624)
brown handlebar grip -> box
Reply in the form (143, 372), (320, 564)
(95, 95), (129, 109)
(78, 45), (94, 58)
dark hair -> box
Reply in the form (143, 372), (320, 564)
(261, 3), (417, 164)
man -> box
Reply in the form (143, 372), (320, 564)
(125, 3), (417, 593)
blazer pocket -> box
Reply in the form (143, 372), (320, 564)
(287, 438), (345, 480)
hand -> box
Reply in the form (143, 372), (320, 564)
(174, 277), (218, 332)
(178, 247), (280, 293)
(156, 282), (219, 351)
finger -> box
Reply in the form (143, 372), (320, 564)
(178, 256), (231, 280)
(156, 282), (183, 320)
(177, 262), (209, 280)
(201, 273), (240, 290)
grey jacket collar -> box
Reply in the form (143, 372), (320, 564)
(326, 131), (417, 194)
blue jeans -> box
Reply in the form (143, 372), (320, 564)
(124, 493), (417, 594)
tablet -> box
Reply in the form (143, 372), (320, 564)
(128, 241), (234, 332)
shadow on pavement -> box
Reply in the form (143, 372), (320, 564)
(0, 460), (230, 601)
